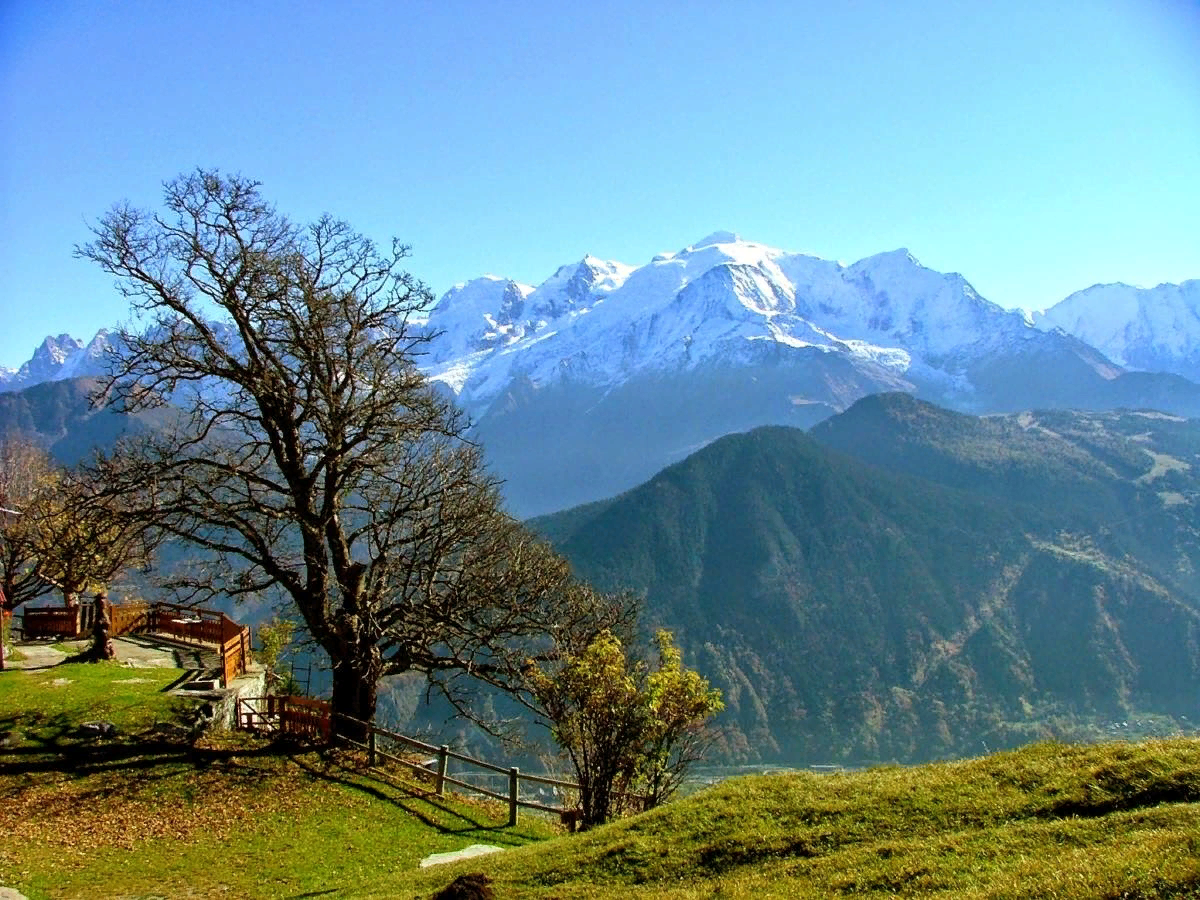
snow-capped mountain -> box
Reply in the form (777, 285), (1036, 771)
(422, 233), (1045, 420)
(421, 232), (1150, 422)
(1035, 280), (1200, 383)
(5, 236), (1197, 516)
(0, 330), (116, 392)
(419, 234), (1200, 514)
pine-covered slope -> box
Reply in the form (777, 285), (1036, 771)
(0, 376), (174, 463)
(534, 398), (1200, 764)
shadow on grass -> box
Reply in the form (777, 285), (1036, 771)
(0, 711), (299, 784)
(286, 745), (535, 845)
(1, 714), (536, 846)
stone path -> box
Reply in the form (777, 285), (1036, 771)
(5, 636), (195, 671)
(419, 844), (505, 868)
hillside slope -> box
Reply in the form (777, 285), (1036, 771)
(0, 376), (174, 464)
(4, 663), (1198, 899)
(535, 401), (1200, 763)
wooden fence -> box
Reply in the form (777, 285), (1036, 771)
(110, 601), (150, 635)
(235, 698), (584, 827)
(239, 695), (332, 741)
(220, 619), (252, 685)
(23, 599), (152, 641)
(20, 599), (251, 688)
(148, 601), (252, 685)
(21, 606), (82, 639)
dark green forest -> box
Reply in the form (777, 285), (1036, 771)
(534, 394), (1200, 763)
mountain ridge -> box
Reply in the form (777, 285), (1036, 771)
(7, 236), (1197, 517)
(420, 235), (1200, 514)
(532, 396), (1200, 763)
(1034, 279), (1200, 382)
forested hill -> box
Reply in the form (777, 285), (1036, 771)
(0, 376), (174, 464)
(532, 397), (1200, 764)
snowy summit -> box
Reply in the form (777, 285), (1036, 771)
(420, 234), (1036, 419)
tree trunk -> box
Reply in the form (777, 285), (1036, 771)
(330, 659), (379, 742)
(581, 774), (614, 829)
(88, 595), (114, 662)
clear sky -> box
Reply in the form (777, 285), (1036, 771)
(1, 0), (1198, 368)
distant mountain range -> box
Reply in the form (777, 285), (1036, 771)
(533, 394), (1200, 764)
(0, 331), (117, 393)
(422, 235), (1200, 515)
(4, 235), (1198, 516)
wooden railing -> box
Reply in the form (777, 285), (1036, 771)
(21, 606), (82, 639)
(148, 601), (227, 644)
(24, 599), (153, 640)
(239, 695), (331, 741)
(20, 599), (252, 688)
(146, 601), (252, 685)
(110, 601), (150, 635)
(220, 617), (252, 685)
(235, 697), (586, 827)
(337, 713), (584, 827)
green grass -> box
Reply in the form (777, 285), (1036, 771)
(396, 740), (1200, 899)
(3, 663), (1199, 898)
(0, 662), (555, 899)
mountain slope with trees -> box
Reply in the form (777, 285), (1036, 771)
(533, 398), (1200, 763)
(0, 376), (174, 464)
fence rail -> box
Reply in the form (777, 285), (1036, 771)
(21, 607), (80, 638)
(20, 599), (251, 688)
(236, 698), (585, 826)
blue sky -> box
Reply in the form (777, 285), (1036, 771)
(1, 0), (1198, 367)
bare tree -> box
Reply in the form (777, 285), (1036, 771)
(0, 435), (57, 614)
(78, 170), (614, 735)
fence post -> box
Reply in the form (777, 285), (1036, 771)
(368, 729), (377, 767)
(508, 767), (519, 828)
(436, 745), (449, 797)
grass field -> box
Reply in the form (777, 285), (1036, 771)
(2, 661), (1199, 898)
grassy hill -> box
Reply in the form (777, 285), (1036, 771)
(2, 663), (1199, 898)
(0, 661), (553, 899)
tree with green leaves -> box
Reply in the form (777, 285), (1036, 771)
(525, 629), (723, 828)
(78, 170), (619, 736)
(256, 615), (298, 694)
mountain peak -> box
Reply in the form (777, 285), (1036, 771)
(691, 231), (741, 249)
(1036, 280), (1200, 377)
(0, 331), (109, 392)
(861, 247), (920, 267)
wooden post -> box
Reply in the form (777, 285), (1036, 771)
(508, 767), (519, 827)
(436, 745), (449, 797)
(368, 729), (377, 767)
